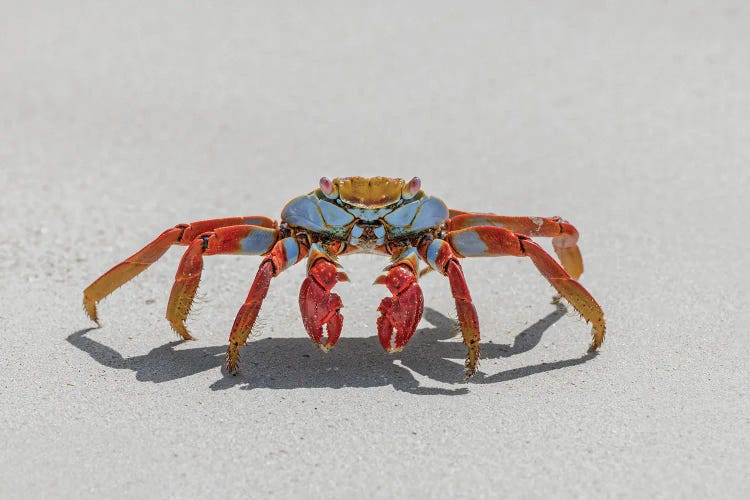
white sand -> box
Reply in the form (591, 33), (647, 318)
(1, 2), (748, 498)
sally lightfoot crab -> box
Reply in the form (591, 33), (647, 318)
(83, 176), (605, 379)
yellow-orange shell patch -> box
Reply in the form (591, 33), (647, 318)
(335, 177), (405, 208)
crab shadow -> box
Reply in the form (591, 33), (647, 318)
(68, 303), (597, 395)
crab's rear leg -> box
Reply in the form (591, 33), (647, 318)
(165, 225), (280, 339)
(374, 247), (424, 353)
(418, 239), (480, 380)
(447, 213), (583, 280)
(226, 237), (307, 373)
(82, 216), (276, 324)
(447, 226), (605, 351)
(298, 243), (348, 352)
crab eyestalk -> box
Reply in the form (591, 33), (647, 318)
(319, 177), (339, 199)
(401, 176), (422, 199)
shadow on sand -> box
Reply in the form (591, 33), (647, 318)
(68, 303), (597, 395)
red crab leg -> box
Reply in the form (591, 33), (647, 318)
(418, 239), (481, 380)
(448, 213), (584, 279)
(226, 237), (307, 373)
(298, 243), (348, 352)
(83, 216), (276, 324)
(447, 226), (606, 351)
(374, 247), (424, 353)
(166, 225), (280, 339)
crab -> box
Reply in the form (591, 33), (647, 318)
(83, 176), (605, 379)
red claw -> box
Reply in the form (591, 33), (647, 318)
(299, 258), (344, 351)
(375, 265), (424, 352)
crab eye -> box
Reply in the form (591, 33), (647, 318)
(319, 177), (338, 198)
(402, 177), (421, 199)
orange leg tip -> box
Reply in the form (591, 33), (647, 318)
(166, 276), (200, 336)
(588, 322), (606, 351)
(83, 296), (100, 325)
(225, 346), (240, 374)
(463, 347), (480, 381)
(169, 321), (194, 341)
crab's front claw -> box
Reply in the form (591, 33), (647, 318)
(299, 257), (346, 351)
(375, 264), (424, 353)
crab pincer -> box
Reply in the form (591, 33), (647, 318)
(299, 247), (347, 351)
(375, 248), (424, 352)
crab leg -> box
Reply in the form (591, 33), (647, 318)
(83, 216), (276, 324)
(226, 237), (307, 373)
(374, 247), (424, 353)
(418, 239), (481, 380)
(448, 213), (584, 279)
(298, 243), (348, 352)
(166, 225), (280, 339)
(447, 226), (605, 351)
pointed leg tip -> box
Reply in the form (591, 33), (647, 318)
(87, 313), (101, 328)
(169, 321), (194, 341)
(463, 354), (480, 381)
(225, 359), (239, 374)
(83, 298), (100, 324)
(226, 344), (241, 374)
(463, 367), (477, 382)
(589, 323), (606, 351)
(589, 334), (604, 351)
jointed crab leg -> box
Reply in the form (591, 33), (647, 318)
(447, 226), (605, 351)
(374, 247), (424, 353)
(298, 243), (348, 352)
(166, 225), (280, 339)
(226, 237), (307, 373)
(419, 239), (481, 380)
(448, 213), (583, 279)
(83, 216), (276, 324)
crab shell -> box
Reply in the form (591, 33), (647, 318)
(280, 176), (449, 246)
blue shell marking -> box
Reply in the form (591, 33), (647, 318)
(386, 196), (448, 236)
(280, 237), (301, 270)
(425, 239), (446, 271)
(383, 201), (419, 227)
(239, 228), (278, 255)
(450, 229), (489, 257)
(281, 195), (353, 234)
(408, 197), (449, 232)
